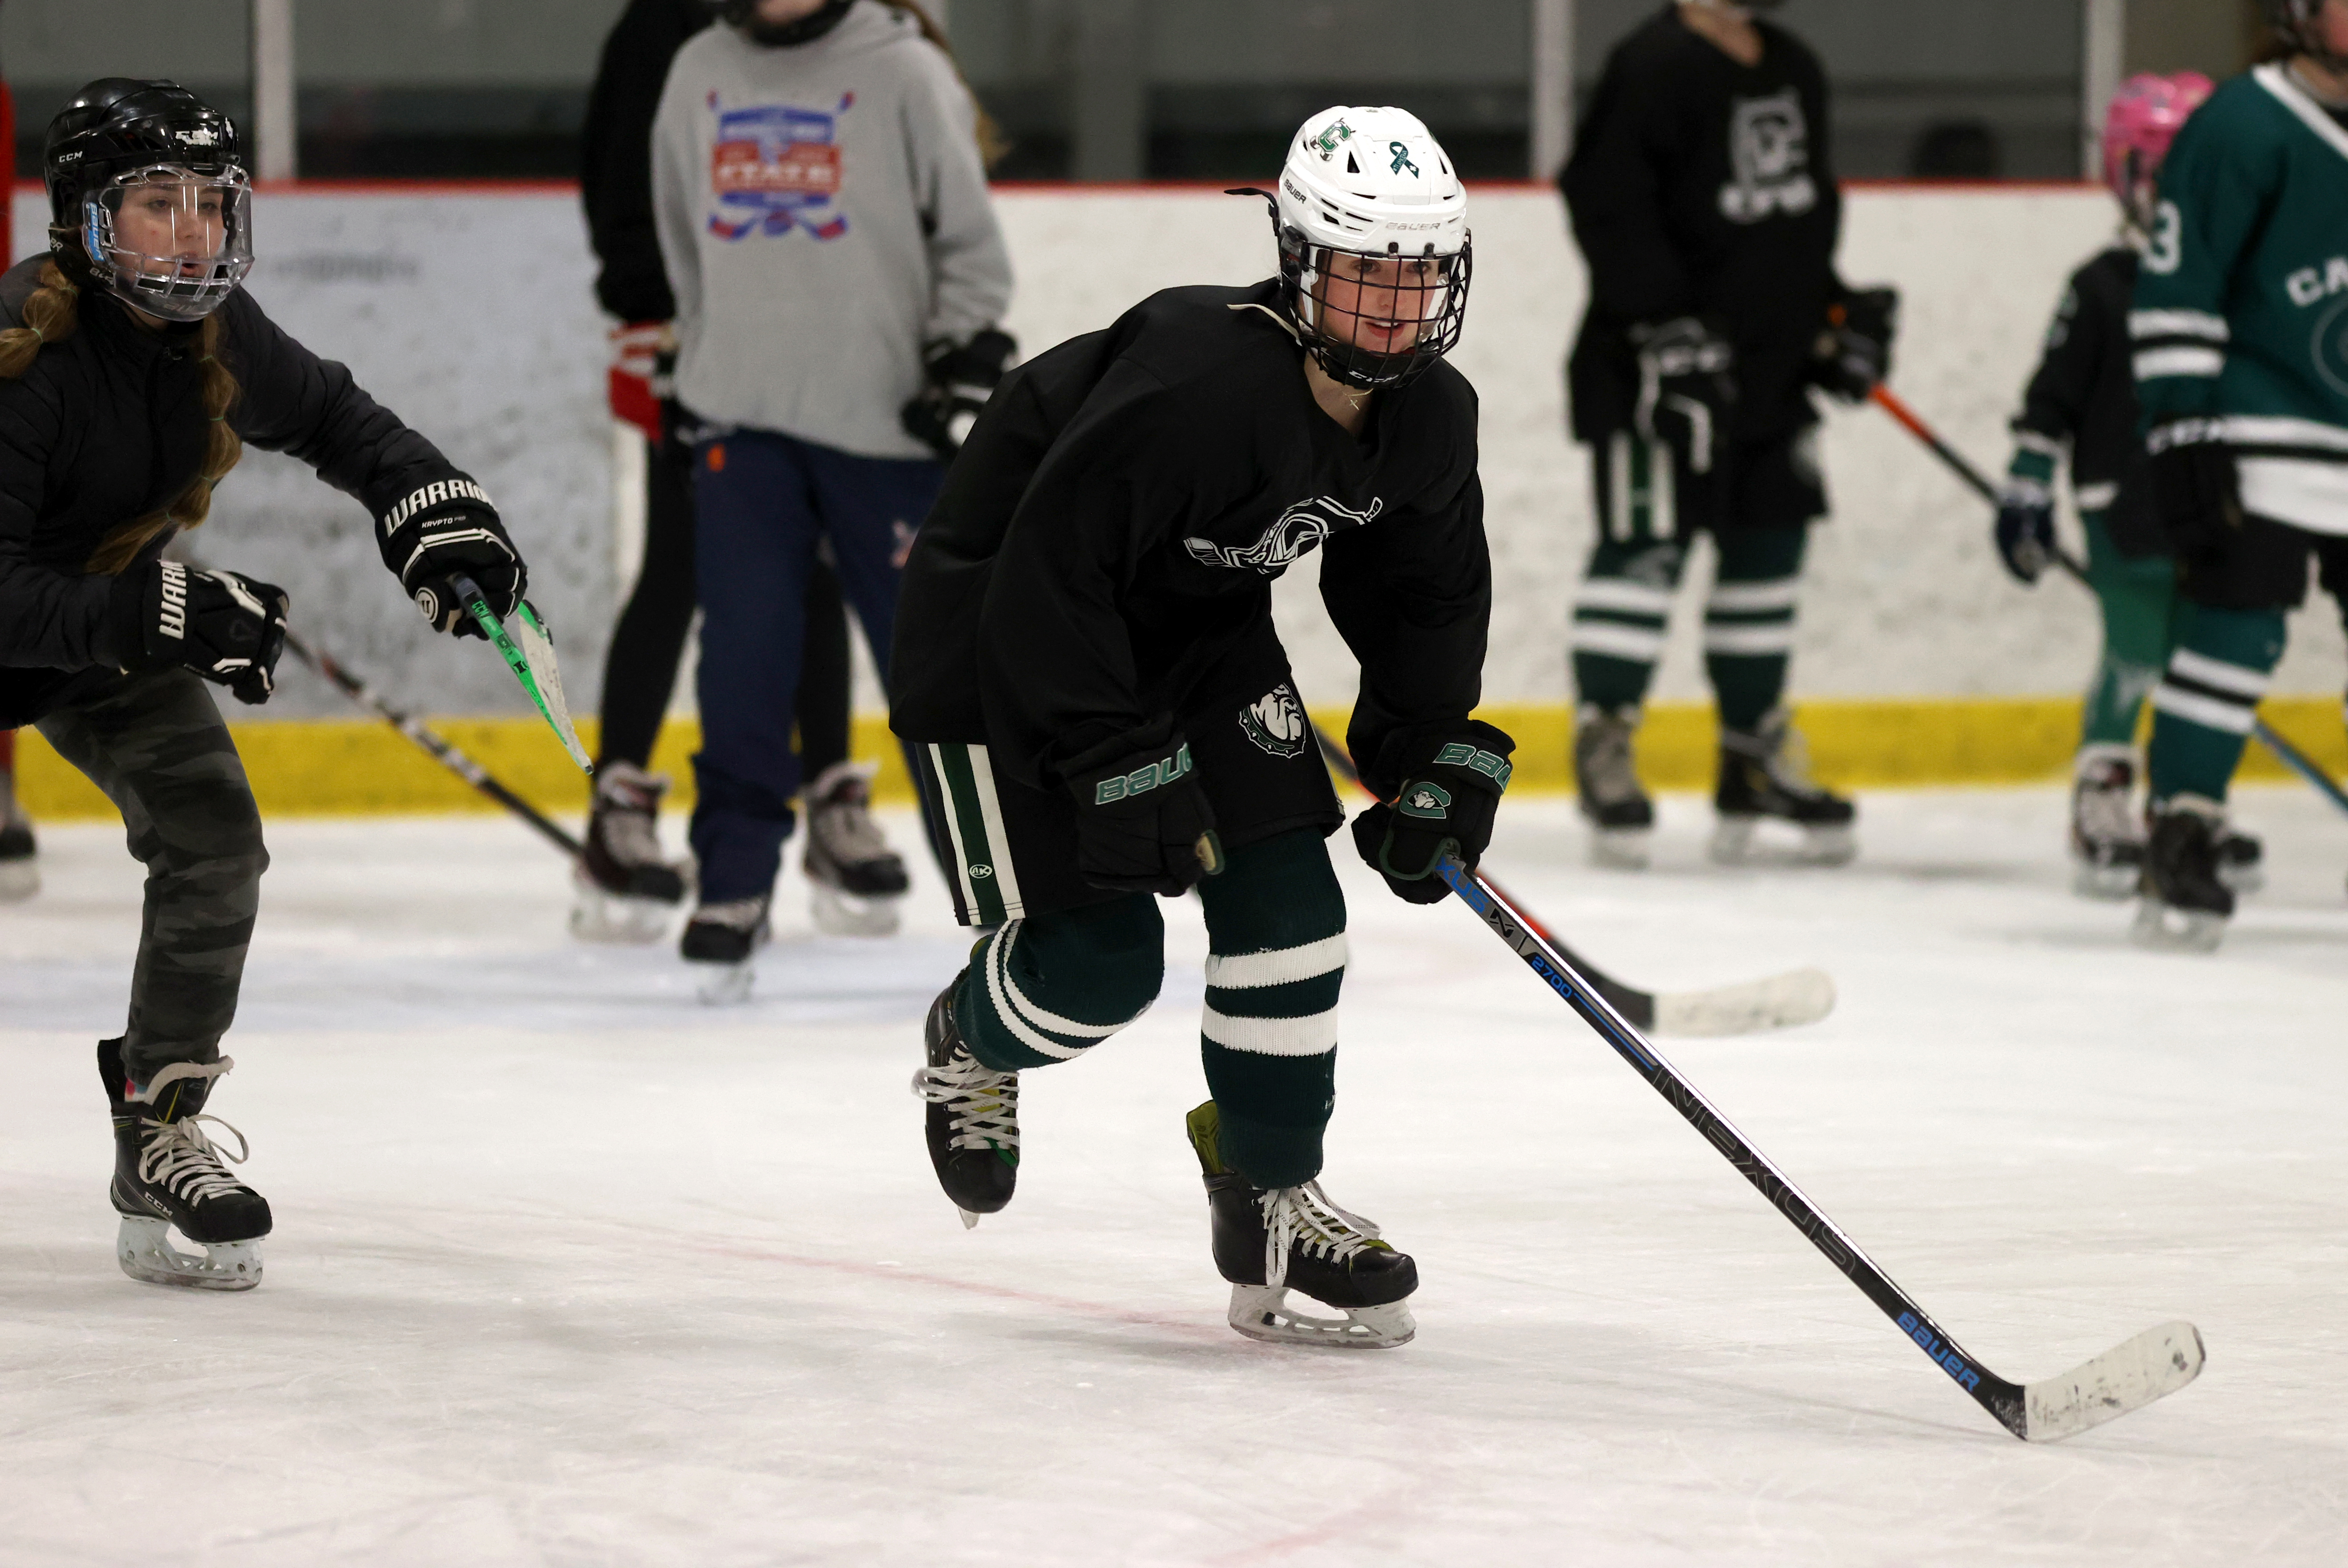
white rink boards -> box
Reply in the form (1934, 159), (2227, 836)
(4, 797), (2346, 1565)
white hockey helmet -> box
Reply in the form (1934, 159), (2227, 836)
(1259, 105), (1472, 388)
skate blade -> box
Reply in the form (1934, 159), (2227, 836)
(694, 961), (756, 1005)
(1226, 1284), (1414, 1349)
(2129, 897), (2226, 953)
(1709, 816), (1855, 867)
(0, 857), (37, 902)
(958, 1208), (981, 1230)
(2217, 862), (2265, 897)
(1586, 826), (1652, 871)
(116, 1216), (261, 1291)
(810, 881), (902, 938)
(570, 879), (679, 945)
(2070, 859), (2142, 902)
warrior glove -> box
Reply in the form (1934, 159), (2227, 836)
(376, 477), (526, 639)
(1811, 285), (1899, 403)
(1066, 728), (1224, 897)
(2144, 419), (2243, 555)
(1352, 720), (1516, 905)
(1630, 318), (1736, 476)
(1993, 475), (2057, 585)
(109, 560), (288, 706)
(902, 328), (1017, 461)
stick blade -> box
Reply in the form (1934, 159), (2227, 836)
(512, 602), (593, 773)
(1651, 967), (1837, 1037)
(2023, 1321), (2205, 1442)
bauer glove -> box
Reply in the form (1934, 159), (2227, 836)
(1631, 317), (1736, 477)
(1811, 285), (1899, 404)
(376, 476), (527, 639)
(1993, 475), (2057, 585)
(108, 560), (288, 706)
(901, 328), (1016, 461)
(1065, 725), (1225, 897)
(1351, 720), (1515, 905)
(2145, 419), (2243, 556)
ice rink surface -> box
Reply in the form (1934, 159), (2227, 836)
(4, 787), (2347, 1566)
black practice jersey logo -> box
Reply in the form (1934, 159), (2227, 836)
(1184, 496), (1384, 574)
(1721, 89), (1816, 223)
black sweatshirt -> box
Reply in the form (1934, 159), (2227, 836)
(1561, 4), (1842, 443)
(580, 0), (714, 322)
(889, 280), (1491, 802)
(2009, 245), (2151, 524)
(0, 257), (468, 726)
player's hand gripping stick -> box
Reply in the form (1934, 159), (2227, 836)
(451, 572), (593, 773)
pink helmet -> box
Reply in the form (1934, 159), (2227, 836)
(2103, 73), (2215, 218)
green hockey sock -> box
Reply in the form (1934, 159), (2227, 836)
(1196, 828), (1347, 1190)
(1706, 526), (1807, 733)
(2146, 602), (2284, 805)
(1572, 538), (1684, 714)
(2079, 512), (2179, 748)
(956, 894), (1164, 1072)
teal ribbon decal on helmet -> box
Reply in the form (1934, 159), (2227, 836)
(1389, 140), (1420, 176)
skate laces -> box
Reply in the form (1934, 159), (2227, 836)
(1258, 1182), (1382, 1289)
(910, 1044), (1020, 1152)
(133, 1113), (251, 1205)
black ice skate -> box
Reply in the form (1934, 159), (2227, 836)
(1186, 1100), (1416, 1349)
(1574, 703), (1654, 869)
(99, 1040), (269, 1291)
(2132, 795), (2234, 952)
(1711, 707), (1857, 866)
(803, 762), (909, 938)
(681, 893), (769, 1004)
(909, 975), (1018, 1227)
(572, 761), (692, 944)
(2069, 747), (2146, 901)
(2217, 825), (2265, 895)
(0, 789), (36, 902)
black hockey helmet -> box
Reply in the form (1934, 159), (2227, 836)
(717, 0), (855, 46)
(44, 78), (253, 322)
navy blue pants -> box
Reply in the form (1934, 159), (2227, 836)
(690, 427), (941, 902)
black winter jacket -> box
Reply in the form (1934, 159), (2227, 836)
(2011, 245), (2159, 546)
(581, 0), (714, 322)
(0, 255), (466, 727)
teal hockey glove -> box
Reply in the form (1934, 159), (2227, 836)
(1352, 720), (1515, 905)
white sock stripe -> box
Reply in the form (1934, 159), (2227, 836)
(994, 926), (1136, 1041)
(2012, 429), (2065, 457)
(2130, 308), (2230, 342)
(962, 744), (1026, 920)
(1701, 624), (1798, 655)
(1705, 577), (1801, 612)
(2151, 683), (2257, 735)
(982, 927), (1089, 1059)
(2134, 347), (2225, 381)
(2166, 647), (2272, 698)
(1200, 1005), (1340, 1058)
(1575, 577), (1677, 614)
(2074, 481), (2120, 511)
(1571, 622), (1667, 661)
(2238, 456), (2348, 536)
(1204, 933), (1349, 990)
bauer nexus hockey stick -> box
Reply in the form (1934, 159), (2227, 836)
(1870, 383), (2348, 816)
(1435, 849), (2205, 1441)
(452, 572), (594, 772)
(1314, 730), (1835, 1035)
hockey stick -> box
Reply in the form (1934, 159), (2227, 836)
(1313, 728), (1834, 1035)
(1870, 384), (2348, 816)
(277, 626), (586, 859)
(1435, 849), (2204, 1441)
(453, 572), (594, 773)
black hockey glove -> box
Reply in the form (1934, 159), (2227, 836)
(2145, 419), (2244, 556)
(901, 328), (1016, 461)
(1630, 317), (1736, 476)
(108, 560), (289, 706)
(1811, 285), (1899, 404)
(376, 477), (526, 639)
(1993, 476), (2057, 585)
(1066, 729), (1225, 897)
(1351, 720), (1515, 905)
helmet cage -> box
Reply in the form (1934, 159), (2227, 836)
(81, 164), (253, 323)
(1278, 230), (1473, 391)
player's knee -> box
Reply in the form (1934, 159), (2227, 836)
(957, 894), (1164, 1071)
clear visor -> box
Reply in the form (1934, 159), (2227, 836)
(84, 166), (254, 322)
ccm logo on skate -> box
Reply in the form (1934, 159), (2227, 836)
(1093, 744), (1193, 805)
(1899, 1311), (1982, 1391)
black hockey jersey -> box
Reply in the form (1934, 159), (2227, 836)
(1561, 5), (1842, 443)
(2010, 244), (2156, 539)
(889, 280), (1490, 802)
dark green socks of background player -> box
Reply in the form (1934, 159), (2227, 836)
(952, 829), (1346, 1187)
(2146, 605), (2286, 805)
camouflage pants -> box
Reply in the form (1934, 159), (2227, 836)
(36, 669), (267, 1084)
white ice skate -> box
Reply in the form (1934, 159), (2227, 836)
(804, 762), (908, 937)
(2069, 746), (2146, 901)
(571, 762), (692, 945)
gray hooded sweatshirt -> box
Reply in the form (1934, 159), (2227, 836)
(652, 2), (1013, 461)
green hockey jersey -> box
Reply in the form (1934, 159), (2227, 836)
(2131, 63), (2348, 537)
